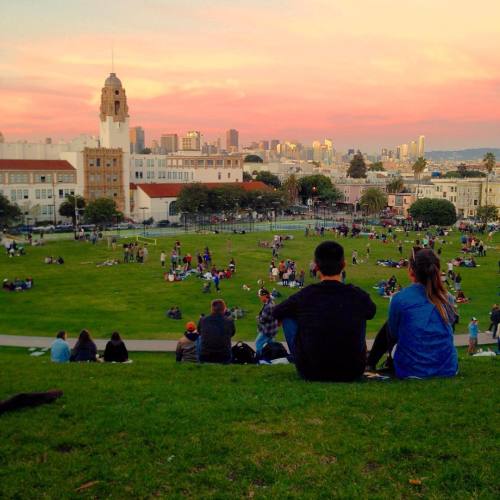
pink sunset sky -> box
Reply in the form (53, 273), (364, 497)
(1, 0), (500, 152)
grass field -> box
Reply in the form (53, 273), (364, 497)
(1, 229), (499, 340)
(0, 347), (498, 498)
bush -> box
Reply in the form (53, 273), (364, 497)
(409, 198), (457, 226)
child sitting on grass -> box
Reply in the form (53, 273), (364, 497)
(175, 322), (200, 363)
(468, 317), (479, 355)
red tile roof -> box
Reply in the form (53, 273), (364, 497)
(0, 159), (75, 171)
(134, 181), (271, 198)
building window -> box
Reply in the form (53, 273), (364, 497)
(96, 159), (101, 167)
(218, 172), (222, 180)
(227, 172), (231, 179)
(169, 201), (178, 216)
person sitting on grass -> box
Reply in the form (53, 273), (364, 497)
(366, 248), (458, 379)
(456, 290), (469, 304)
(272, 241), (376, 382)
(167, 306), (182, 320)
(2, 279), (14, 291)
(202, 280), (211, 293)
(468, 317), (479, 355)
(50, 330), (71, 363)
(70, 329), (98, 362)
(103, 332), (129, 363)
(198, 299), (235, 364)
(175, 321), (200, 363)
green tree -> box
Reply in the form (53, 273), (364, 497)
(347, 152), (367, 178)
(209, 185), (246, 213)
(412, 156), (427, 199)
(482, 152), (496, 205)
(386, 177), (405, 194)
(298, 174), (333, 203)
(0, 194), (22, 227)
(369, 161), (385, 171)
(476, 205), (498, 224)
(84, 198), (122, 224)
(409, 198), (457, 226)
(281, 174), (300, 206)
(244, 154), (264, 163)
(58, 195), (86, 225)
(254, 170), (281, 189)
(457, 163), (468, 177)
(242, 171), (252, 182)
(359, 187), (387, 215)
(177, 184), (210, 214)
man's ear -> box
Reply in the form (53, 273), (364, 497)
(341, 259), (346, 270)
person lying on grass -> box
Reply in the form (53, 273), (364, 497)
(272, 241), (376, 382)
(366, 248), (458, 379)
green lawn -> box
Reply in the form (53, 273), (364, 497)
(0, 347), (498, 498)
(1, 229), (498, 340)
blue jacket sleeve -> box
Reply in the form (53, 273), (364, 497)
(388, 294), (402, 341)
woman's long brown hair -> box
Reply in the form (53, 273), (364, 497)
(409, 248), (454, 323)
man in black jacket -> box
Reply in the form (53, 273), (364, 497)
(273, 241), (376, 381)
(198, 299), (235, 363)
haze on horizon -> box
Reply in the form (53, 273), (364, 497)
(1, 0), (500, 152)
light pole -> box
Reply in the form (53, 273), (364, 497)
(139, 206), (147, 236)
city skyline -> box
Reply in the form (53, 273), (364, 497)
(1, 0), (500, 151)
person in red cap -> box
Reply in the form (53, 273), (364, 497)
(176, 321), (200, 362)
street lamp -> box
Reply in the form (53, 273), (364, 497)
(139, 206), (148, 236)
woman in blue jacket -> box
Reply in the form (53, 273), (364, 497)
(367, 248), (458, 379)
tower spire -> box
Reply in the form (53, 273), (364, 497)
(111, 43), (114, 73)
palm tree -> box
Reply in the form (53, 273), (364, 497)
(412, 157), (427, 199)
(359, 187), (387, 215)
(386, 177), (405, 194)
(482, 152), (496, 206)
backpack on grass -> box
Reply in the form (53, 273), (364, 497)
(231, 342), (256, 364)
(261, 341), (288, 362)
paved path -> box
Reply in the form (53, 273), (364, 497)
(0, 333), (495, 352)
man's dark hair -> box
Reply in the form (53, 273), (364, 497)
(56, 330), (66, 339)
(211, 299), (226, 315)
(314, 241), (345, 276)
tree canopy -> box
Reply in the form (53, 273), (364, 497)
(369, 161), (385, 171)
(0, 194), (22, 227)
(347, 152), (367, 178)
(386, 177), (405, 194)
(242, 171), (252, 182)
(476, 205), (498, 224)
(359, 188), (387, 215)
(408, 198), (457, 226)
(84, 198), (123, 224)
(482, 152), (496, 174)
(244, 154), (264, 163)
(58, 195), (86, 224)
(254, 170), (281, 188)
(176, 184), (283, 215)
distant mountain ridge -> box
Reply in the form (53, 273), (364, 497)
(426, 148), (500, 161)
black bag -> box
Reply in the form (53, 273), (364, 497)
(261, 341), (288, 361)
(231, 342), (256, 364)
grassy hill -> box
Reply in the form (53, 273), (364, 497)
(0, 347), (497, 498)
(1, 229), (498, 340)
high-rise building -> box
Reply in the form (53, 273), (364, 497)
(409, 141), (418, 160)
(258, 140), (269, 151)
(270, 140), (280, 151)
(160, 133), (178, 153)
(130, 126), (145, 153)
(182, 131), (201, 151)
(418, 135), (425, 157)
(226, 129), (239, 151)
(400, 144), (409, 160)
